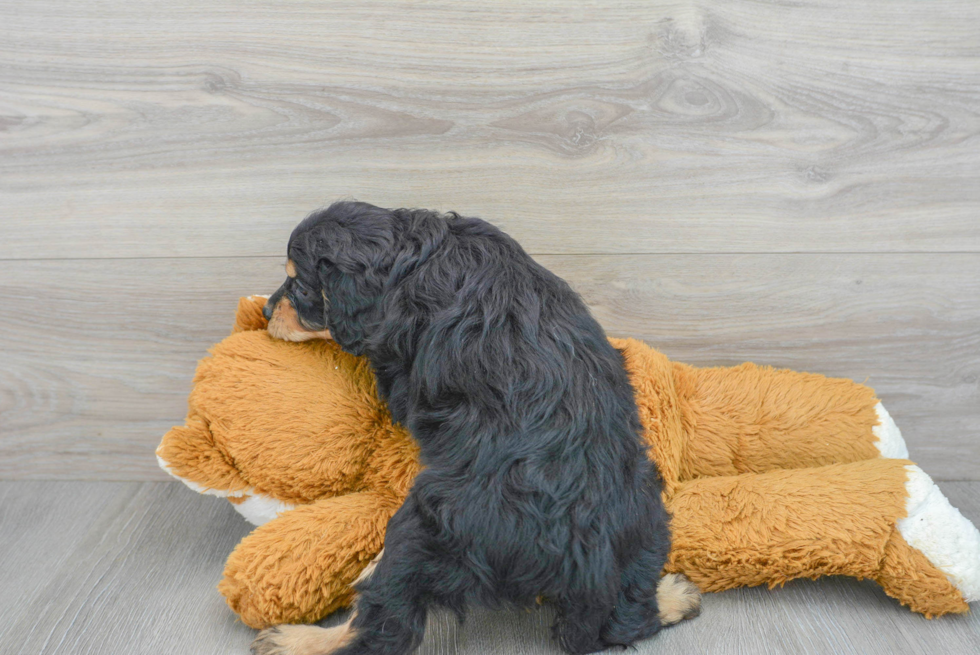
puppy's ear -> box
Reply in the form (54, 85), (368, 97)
(308, 220), (395, 356)
(306, 203), (398, 279)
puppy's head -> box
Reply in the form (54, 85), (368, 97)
(263, 255), (333, 343)
(264, 201), (405, 353)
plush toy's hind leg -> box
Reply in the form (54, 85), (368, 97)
(665, 459), (975, 617)
(672, 361), (899, 479)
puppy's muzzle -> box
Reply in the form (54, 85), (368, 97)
(265, 297), (332, 342)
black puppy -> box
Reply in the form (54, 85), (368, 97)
(253, 201), (699, 655)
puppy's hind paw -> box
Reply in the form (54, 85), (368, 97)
(657, 573), (702, 626)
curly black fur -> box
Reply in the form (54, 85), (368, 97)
(264, 201), (673, 654)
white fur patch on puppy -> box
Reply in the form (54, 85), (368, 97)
(899, 465), (980, 602)
(872, 403), (909, 459)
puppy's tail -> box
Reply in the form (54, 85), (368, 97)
(656, 572), (702, 625)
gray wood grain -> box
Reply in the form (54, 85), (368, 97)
(2, 254), (978, 481)
(0, 481), (977, 654)
(1, 1), (978, 258)
(3, 1), (979, 651)
(0, 481), (255, 655)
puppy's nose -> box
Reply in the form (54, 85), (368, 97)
(262, 301), (274, 321)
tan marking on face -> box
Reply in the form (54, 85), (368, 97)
(251, 621), (355, 655)
(656, 573), (702, 625)
(286, 259), (297, 278)
(266, 297), (332, 342)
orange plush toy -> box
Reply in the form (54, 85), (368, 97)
(157, 297), (980, 629)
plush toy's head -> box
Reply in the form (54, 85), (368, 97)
(157, 296), (421, 524)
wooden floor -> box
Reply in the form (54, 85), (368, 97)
(1, 480), (978, 655)
(2, 1), (979, 653)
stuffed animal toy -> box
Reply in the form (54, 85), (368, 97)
(158, 296), (980, 629)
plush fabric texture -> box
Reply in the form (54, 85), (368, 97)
(158, 296), (974, 628)
(221, 491), (403, 625)
(156, 298), (422, 507)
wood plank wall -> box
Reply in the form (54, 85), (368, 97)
(2, 1), (978, 480)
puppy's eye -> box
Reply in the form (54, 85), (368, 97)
(294, 283), (314, 302)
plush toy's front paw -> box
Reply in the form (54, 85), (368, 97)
(221, 491), (402, 628)
(226, 492), (297, 526)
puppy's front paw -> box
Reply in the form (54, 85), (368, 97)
(251, 622), (354, 655)
(251, 626), (289, 655)
(657, 573), (702, 625)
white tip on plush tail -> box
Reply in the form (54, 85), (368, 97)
(156, 452), (295, 526)
(873, 403), (909, 459)
(899, 465), (980, 602)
